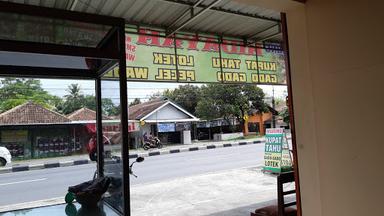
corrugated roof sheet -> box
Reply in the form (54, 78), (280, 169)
(1, 0), (281, 42)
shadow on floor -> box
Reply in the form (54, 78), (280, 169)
(203, 200), (276, 216)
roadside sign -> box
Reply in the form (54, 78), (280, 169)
(263, 128), (293, 173)
(157, 123), (176, 132)
(263, 128), (284, 173)
(281, 136), (293, 172)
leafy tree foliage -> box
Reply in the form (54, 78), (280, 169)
(81, 95), (120, 116)
(195, 84), (268, 131)
(60, 84), (85, 114)
(162, 85), (201, 115)
(0, 79), (120, 116)
(153, 84), (268, 131)
(148, 91), (164, 101)
(100, 98), (120, 116)
(59, 84), (120, 116)
(0, 78), (61, 112)
(280, 107), (290, 125)
(129, 98), (141, 107)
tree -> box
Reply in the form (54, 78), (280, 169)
(83, 95), (119, 116)
(60, 84), (85, 114)
(162, 85), (201, 115)
(83, 95), (96, 111)
(280, 107), (290, 125)
(129, 98), (141, 107)
(100, 98), (120, 116)
(195, 84), (268, 134)
(0, 78), (62, 112)
(148, 91), (164, 101)
(60, 85), (120, 116)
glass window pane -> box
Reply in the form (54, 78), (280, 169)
(0, 51), (116, 71)
(101, 77), (123, 213)
(0, 78), (101, 212)
(0, 12), (112, 48)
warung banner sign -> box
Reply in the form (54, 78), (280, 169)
(105, 29), (286, 85)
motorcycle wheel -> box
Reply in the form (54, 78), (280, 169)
(143, 144), (150, 150)
(89, 152), (97, 161)
(157, 142), (163, 149)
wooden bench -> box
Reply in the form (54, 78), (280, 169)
(251, 171), (297, 216)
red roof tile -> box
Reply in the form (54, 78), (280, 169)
(67, 107), (112, 121)
(0, 101), (70, 125)
(128, 99), (167, 120)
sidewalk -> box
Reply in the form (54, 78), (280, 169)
(0, 137), (265, 174)
(130, 166), (282, 216)
(1, 166), (284, 215)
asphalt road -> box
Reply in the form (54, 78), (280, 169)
(0, 144), (264, 207)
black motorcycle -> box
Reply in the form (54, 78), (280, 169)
(143, 137), (163, 150)
(65, 156), (145, 207)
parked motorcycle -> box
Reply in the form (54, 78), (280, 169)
(142, 137), (163, 150)
(66, 156), (145, 207)
(129, 156), (144, 178)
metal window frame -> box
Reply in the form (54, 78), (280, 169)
(0, 2), (302, 216)
(0, 2), (129, 215)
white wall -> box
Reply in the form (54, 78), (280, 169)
(145, 104), (190, 120)
(301, 1), (384, 215)
(238, 0), (384, 215)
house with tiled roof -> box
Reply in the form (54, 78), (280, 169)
(67, 107), (112, 122)
(128, 98), (199, 146)
(66, 107), (129, 148)
(128, 99), (168, 121)
(0, 101), (86, 159)
(0, 101), (70, 125)
(67, 107), (98, 121)
(242, 98), (291, 136)
(128, 98), (199, 123)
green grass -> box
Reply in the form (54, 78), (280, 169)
(225, 134), (264, 141)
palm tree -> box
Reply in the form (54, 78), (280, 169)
(65, 84), (82, 101)
(62, 84), (84, 114)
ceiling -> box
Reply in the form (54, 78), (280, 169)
(1, 0), (283, 42)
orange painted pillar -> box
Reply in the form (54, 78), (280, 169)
(243, 118), (249, 136)
(259, 113), (265, 136)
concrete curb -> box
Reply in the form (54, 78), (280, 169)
(0, 139), (265, 174)
(131, 139), (264, 159)
(0, 159), (93, 174)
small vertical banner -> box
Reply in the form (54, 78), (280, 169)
(281, 134), (293, 172)
(263, 128), (293, 173)
(263, 128), (284, 173)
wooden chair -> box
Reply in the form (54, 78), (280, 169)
(251, 171), (297, 216)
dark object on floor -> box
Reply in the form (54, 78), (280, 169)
(67, 177), (111, 207)
(65, 203), (77, 216)
(65, 203), (107, 216)
(251, 171), (297, 216)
